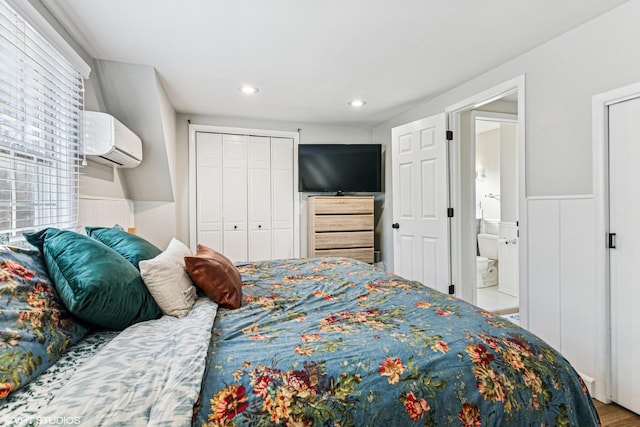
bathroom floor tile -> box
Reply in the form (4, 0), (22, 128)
(476, 285), (518, 313)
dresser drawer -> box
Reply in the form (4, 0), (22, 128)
(314, 248), (374, 263)
(314, 231), (373, 249)
(314, 214), (373, 232)
(313, 197), (373, 214)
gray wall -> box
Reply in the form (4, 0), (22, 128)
(79, 61), (178, 248)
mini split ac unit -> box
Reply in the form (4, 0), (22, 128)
(83, 111), (142, 168)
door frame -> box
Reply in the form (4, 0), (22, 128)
(470, 110), (519, 305)
(445, 75), (527, 322)
(592, 81), (640, 404)
(188, 124), (301, 255)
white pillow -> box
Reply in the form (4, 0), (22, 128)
(139, 238), (197, 317)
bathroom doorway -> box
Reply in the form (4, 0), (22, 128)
(472, 111), (519, 315)
(446, 76), (526, 327)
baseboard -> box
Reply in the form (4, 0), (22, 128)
(579, 372), (595, 396)
(492, 307), (519, 315)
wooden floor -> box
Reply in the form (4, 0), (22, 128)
(595, 400), (640, 426)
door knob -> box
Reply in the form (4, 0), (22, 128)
(392, 223), (400, 229)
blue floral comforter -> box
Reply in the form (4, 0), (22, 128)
(195, 257), (599, 426)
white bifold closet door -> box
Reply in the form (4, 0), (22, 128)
(609, 96), (640, 415)
(195, 132), (294, 263)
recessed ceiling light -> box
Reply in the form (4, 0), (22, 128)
(239, 85), (259, 94)
(348, 99), (366, 107)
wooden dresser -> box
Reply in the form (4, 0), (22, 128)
(307, 196), (374, 263)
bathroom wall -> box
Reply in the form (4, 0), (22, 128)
(475, 123), (518, 225)
(475, 127), (501, 221)
(500, 123), (518, 223)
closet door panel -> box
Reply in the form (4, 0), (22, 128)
(222, 135), (247, 229)
(223, 229), (247, 263)
(272, 229), (294, 259)
(249, 230), (272, 261)
(248, 137), (272, 261)
(271, 138), (294, 257)
(196, 132), (223, 251)
(222, 135), (247, 260)
(248, 137), (271, 230)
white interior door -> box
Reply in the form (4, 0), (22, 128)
(609, 96), (640, 414)
(391, 113), (449, 293)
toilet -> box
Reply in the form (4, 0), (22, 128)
(476, 233), (499, 288)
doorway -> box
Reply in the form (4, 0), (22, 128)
(593, 81), (640, 409)
(472, 112), (519, 315)
(446, 75), (527, 325)
(389, 76), (526, 323)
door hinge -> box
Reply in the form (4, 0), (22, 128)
(448, 284), (455, 295)
(609, 233), (616, 249)
(446, 130), (453, 141)
(447, 207), (454, 218)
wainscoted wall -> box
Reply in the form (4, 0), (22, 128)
(527, 196), (596, 392)
(78, 197), (135, 232)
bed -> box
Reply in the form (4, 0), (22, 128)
(1, 237), (600, 426)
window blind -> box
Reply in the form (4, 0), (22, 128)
(0, 0), (83, 243)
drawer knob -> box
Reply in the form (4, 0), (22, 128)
(392, 223), (400, 229)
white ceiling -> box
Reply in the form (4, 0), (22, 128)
(44, 0), (629, 125)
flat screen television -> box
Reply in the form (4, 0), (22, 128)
(298, 144), (382, 193)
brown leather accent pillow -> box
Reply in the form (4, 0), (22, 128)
(184, 244), (242, 309)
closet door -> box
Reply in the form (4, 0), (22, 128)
(609, 96), (640, 414)
(271, 137), (294, 259)
(248, 136), (272, 261)
(222, 134), (248, 262)
(195, 132), (223, 251)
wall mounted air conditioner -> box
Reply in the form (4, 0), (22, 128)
(83, 111), (142, 168)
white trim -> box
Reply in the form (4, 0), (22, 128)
(527, 195), (593, 201)
(579, 372), (595, 397)
(79, 196), (133, 201)
(188, 123), (300, 258)
(6, 0), (91, 78)
(189, 124), (300, 139)
(445, 75), (527, 325)
(592, 80), (640, 403)
(473, 111), (519, 124)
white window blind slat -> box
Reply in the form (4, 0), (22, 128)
(0, 0), (83, 243)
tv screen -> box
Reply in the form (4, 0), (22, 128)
(298, 144), (382, 193)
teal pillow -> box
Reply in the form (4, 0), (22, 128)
(0, 245), (88, 399)
(85, 226), (161, 270)
(24, 228), (161, 330)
